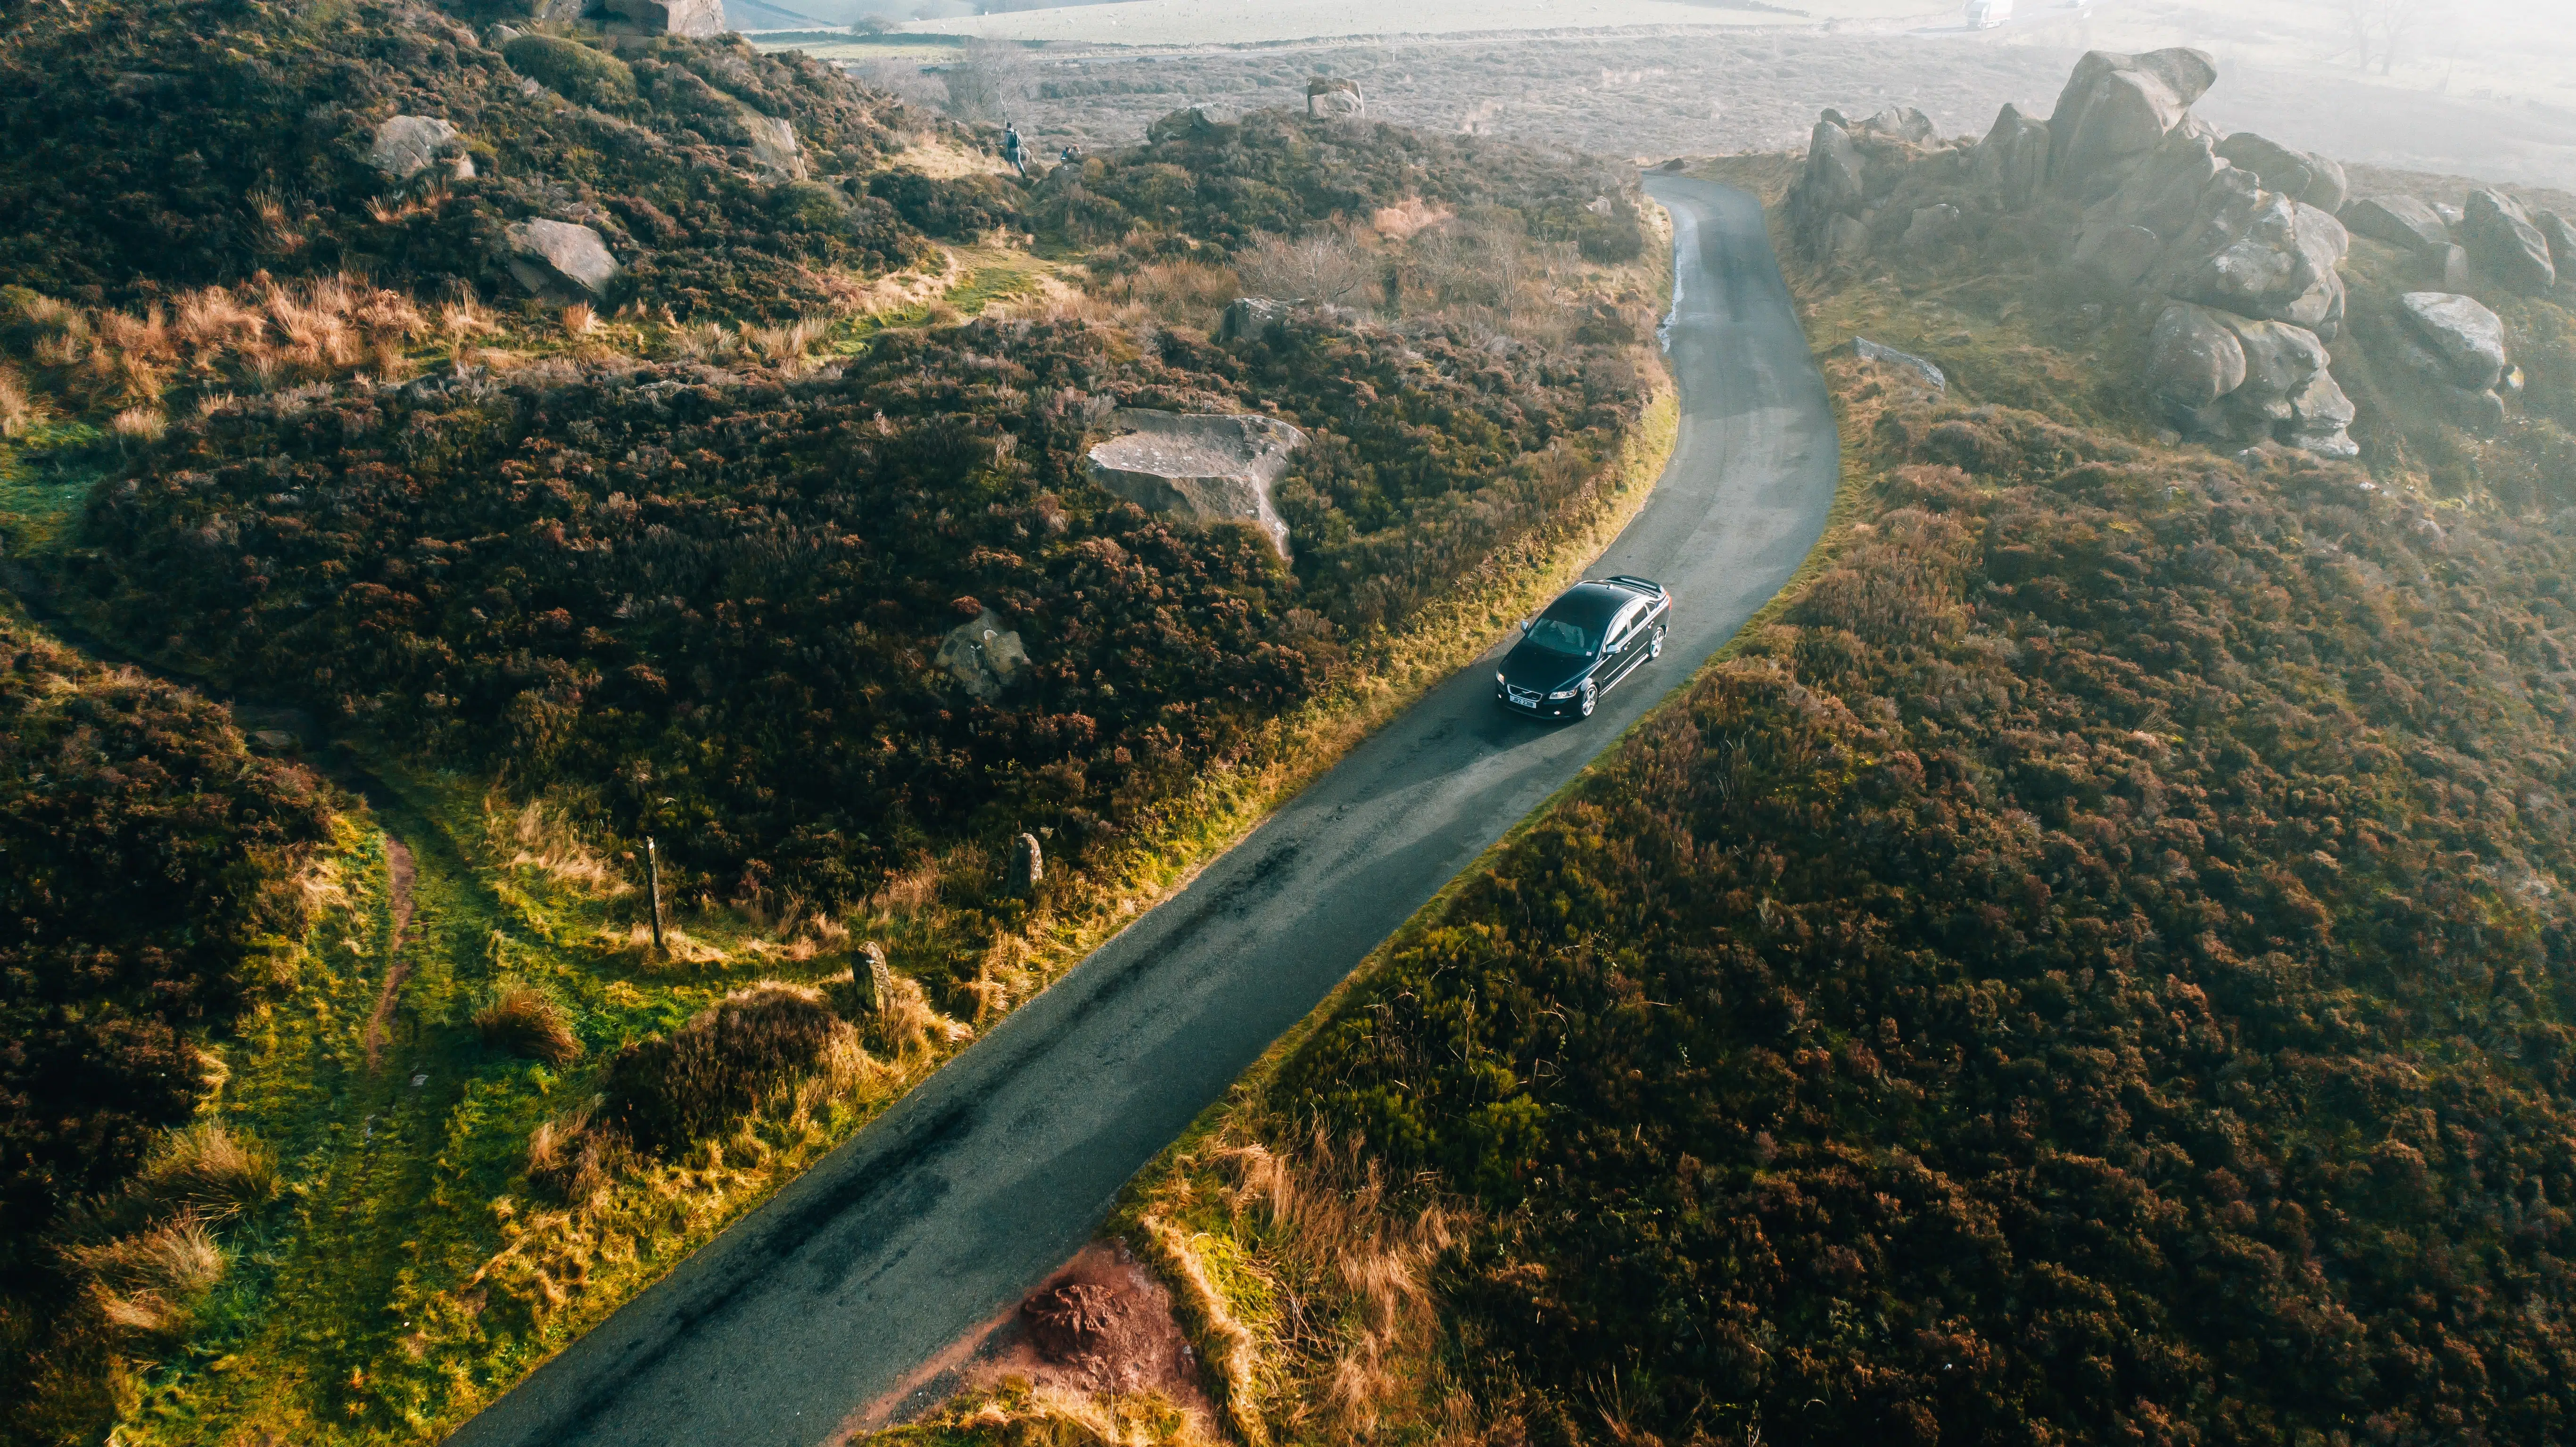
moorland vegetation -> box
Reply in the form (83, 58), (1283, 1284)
(0, 0), (1670, 1437)
(1113, 156), (2576, 1447)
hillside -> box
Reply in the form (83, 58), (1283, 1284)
(1102, 56), (2576, 1447)
(0, 0), (1673, 1437)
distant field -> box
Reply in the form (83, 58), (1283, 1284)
(902, 0), (1955, 46)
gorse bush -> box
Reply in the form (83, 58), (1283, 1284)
(1278, 383), (2576, 1445)
(0, 0), (952, 318)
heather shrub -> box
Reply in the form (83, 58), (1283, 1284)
(599, 983), (857, 1153)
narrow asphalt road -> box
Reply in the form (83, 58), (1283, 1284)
(444, 175), (1839, 1447)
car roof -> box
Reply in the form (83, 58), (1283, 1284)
(1541, 580), (1645, 629)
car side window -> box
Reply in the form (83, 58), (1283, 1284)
(1608, 601), (1643, 648)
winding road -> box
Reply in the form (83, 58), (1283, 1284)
(443, 174), (1839, 1447)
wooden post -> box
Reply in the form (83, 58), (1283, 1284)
(646, 835), (666, 956)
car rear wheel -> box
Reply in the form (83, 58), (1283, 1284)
(1648, 625), (1666, 660)
(1579, 681), (1596, 718)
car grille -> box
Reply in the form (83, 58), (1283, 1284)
(1505, 684), (1543, 707)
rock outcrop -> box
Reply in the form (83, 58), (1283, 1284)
(1085, 410), (1307, 558)
(369, 115), (471, 181)
(2462, 189), (2559, 294)
(1306, 77), (1363, 117)
(935, 608), (1031, 702)
(1784, 46), (2360, 457)
(2540, 210), (2576, 275)
(742, 114), (803, 178)
(590, 0), (723, 37)
(504, 219), (621, 299)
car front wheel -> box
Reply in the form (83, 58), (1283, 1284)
(1579, 680), (1596, 718)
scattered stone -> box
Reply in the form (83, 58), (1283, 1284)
(1855, 337), (1945, 391)
(935, 608), (1031, 702)
(1085, 410), (1308, 558)
(2461, 189), (2557, 293)
(590, 0), (723, 36)
(2215, 132), (2347, 212)
(2341, 194), (2452, 254)
(1306, 76), (1363, 116)
(370, 115), (461, 180)
(1849, 105), (1936, 146)
(504, 219), (621, 299)
(1217, 296), (1287, 343)
(248, 728), (301, 755)
(2396, 291), (2508, 392)
(2429, 243), (2474, 290)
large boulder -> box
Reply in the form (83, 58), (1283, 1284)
(1086, 411), (1308, 558)
(742, 114), (803, 178)
(504, 219), (621, 299)
(1147, 107), (1219, 145)
(2151, 179), (2349, 337)
(369, 115), (467, 180)
(2461, 189), (2558, 293)
(2536, 210), (2576, 276)
(1804, 117), (1866, 214)
(2341, 194), (2452, 255)
(2396, 292), (2508, 391)
(1969, 103), (2051, 210)
(590, 0), (723, 36)
(2147, 301), (2248, 411)
(2048, 48), (2217, 197)
(2214, 132), (2347, 212)
(1306, 76), (1363, 116)
(1218, 296), (1288, 343)
(935, 609), (1031, 703)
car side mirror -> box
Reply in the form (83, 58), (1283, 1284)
(1518, 618), (1532, 633)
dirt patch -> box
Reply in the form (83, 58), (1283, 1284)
(847, 1240), (1215, 1438)
(360, 834), (417, 1072)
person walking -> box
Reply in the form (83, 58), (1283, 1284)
(1000, 120), (1026, 178)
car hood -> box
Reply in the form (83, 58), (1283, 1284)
(1501, 641), (1593, 693)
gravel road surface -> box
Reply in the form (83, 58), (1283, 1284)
(442, 173), (1838, 1447)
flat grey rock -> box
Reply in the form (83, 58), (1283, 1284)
(504, 219), (621, 299)
(370, 114), (459, 180)
(1087, 411), (1307, 557)
(2397, 291), (2508, 392)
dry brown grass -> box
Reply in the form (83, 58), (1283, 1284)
(66, 1218), (226, 1341)
(475, 982), (584, 1065)
(495, 796), (630, 897)
(4, 275), (435, 412)
(1080, 259), (1242, 332)
(0, 362), (33, 436)
(526, 1102), (618, 1209)
(135, 1123), (277, 1222)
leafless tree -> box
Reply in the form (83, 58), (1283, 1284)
(2342, 0), (2448, 74)
(1234, 230), (1374, 306)
(941, 39), (1028, 123)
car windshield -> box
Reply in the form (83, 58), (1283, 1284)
(1526, 615), (1598, 655)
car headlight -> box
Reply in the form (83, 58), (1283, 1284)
(1547, 688), (1578, 699)
(1496, 671), (1506, 685)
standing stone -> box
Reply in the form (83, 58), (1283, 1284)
(855, 941), (894, 1016)
(1009, 833), (1044, 897)
(2538, 210), (2576, 275)
(2461, 189), (2558, 293)
(1970, 102), (2051, 209)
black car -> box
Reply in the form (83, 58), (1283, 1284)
(1495, 575), (1673, 720)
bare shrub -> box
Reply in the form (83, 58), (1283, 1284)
(1234, 230), (1374, 307)
(475, 981), (584, 1065)
(941, 40), (1027, 123)
(0, 362), (35, 436)
(600, 982), (861, 1152)
(135, 1123), (277, 1222)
